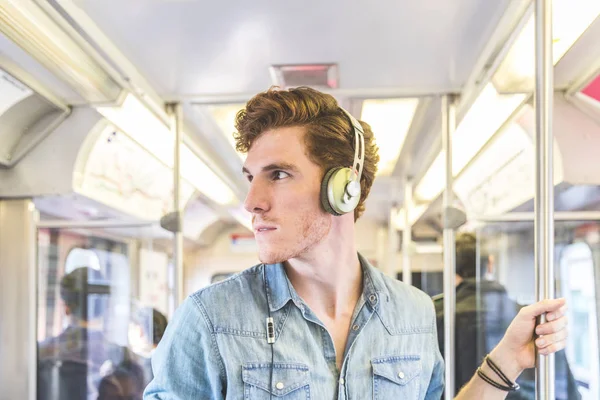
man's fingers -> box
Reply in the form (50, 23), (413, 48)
(546, 304), (567, 322)
(536, 328), (568, 349)
(535, 315), (568, 336)
(522, 298), (567, 319)
(537, 340), (567, 355)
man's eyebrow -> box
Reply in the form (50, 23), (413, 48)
(242, 162), (300, 175)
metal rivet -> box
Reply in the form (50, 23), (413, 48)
(352, 324), (359, 331)
(398, 371), (405, 379)
(276, 382), (284, 390)
(369, 294), (377, 303)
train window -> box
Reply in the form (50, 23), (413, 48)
(560, 241), (599, 400)
(397, 271), (443, 296)
(36, 228), (141, 400)
(65, 247), (101, 273)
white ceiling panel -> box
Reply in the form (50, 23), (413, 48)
(73, 0), (512, 97)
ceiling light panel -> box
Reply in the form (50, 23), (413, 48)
(207, 103), (246, 161)
(414, 84), (526, 202)
(360, 98), (419, 176)
(493, 0), (600, 92)
(0, 1), (121, 102)
(97, 94), (237, 206)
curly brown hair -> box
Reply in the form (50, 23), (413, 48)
(234, 86), (380, 221)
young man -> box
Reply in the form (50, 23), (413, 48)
(144, 87), (568, 399)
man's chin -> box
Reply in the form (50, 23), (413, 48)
(257, 248), (287, 265)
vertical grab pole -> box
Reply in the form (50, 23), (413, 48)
(442, 94), (456, 400)
(402, 179), (413, 286)
(387, 179), (399, 277)
(534, 0), (555, 399)
(168, 103), (185, 307)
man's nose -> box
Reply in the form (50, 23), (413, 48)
(243, 179), (270, 214)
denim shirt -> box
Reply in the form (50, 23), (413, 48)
(144, 254), (444, 399)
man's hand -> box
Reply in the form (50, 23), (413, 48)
(455, 298), (569, 400)
(490, 298), (568, 380)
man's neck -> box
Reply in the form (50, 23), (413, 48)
(284, 217), (362, 320)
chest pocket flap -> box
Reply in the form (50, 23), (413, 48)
(242, 362), (310, 397)
(372, 355), (421, 385)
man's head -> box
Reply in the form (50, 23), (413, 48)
(455, 232), (493, 280)
(60, 267), (108, 322)
(234, 87), (379, 263)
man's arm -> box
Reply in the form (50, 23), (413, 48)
(144, 296), (225, 399)
(455, 298), (568, 400)
(425, 300), (445, 400)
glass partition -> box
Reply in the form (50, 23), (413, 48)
(36, 225), (175, 400)
(435, 220), (599, 400)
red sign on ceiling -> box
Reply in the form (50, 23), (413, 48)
(582, 73), (600, 102)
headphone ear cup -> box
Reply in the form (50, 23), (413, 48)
(320, 168), (342, 216)
(320, 167), (361, 216)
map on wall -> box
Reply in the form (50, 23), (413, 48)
(77, 125), (195, 221)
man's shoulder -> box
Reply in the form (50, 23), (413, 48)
(185, 263), (268, 333)
(376, 270), (433, 307)
(373, 270), (437, 333)
(190, 263), (264, 304)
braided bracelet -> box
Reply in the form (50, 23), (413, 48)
(476, 368), (520, 392)
(485, 355), (520, 390)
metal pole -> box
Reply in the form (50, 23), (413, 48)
(36, 220), (154, 229)
(387, 205), (398, 277)
(534, 0), (554, 399)
(387, 179), (399, 277)
(472, 211), (600, 223)
(168, 103), (185, 307)
(442, 94), (456, 400)
(402, 180), (413, 286)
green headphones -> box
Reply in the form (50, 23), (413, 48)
(319, 109), (365, 216)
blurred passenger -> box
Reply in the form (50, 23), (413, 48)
(38, 267), (127, 400)
(433, 232), (581, 399)
(97, 360), (145, 400)
(128, 307), (168, 386)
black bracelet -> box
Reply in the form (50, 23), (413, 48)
(476, 368), (520, 392)
(485, 355), (520, 391)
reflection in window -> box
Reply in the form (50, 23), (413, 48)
(65, 248), (101, 273)
(36, 229), (136, 400)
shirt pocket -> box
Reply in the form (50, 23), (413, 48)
(242, 362), (311, 399)
(371, 355), (421, 400)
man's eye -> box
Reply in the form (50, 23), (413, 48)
(273, 171), (290, 180)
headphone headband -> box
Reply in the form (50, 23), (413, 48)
(340, 109), (365, 186)
(319, 108), (366, 216)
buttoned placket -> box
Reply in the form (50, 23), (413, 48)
(337, 291), (379, 400)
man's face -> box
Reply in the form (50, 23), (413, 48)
(243, 126), (331, 264)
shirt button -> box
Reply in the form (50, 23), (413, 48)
(352, 324), (359, 331)
(339, 378), (345, 385)
(369, 294), (377, 303)
(276, 382), (284, 390)
(398, 371), (405, 379)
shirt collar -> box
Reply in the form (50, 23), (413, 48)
(264, 252), (390, 313)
